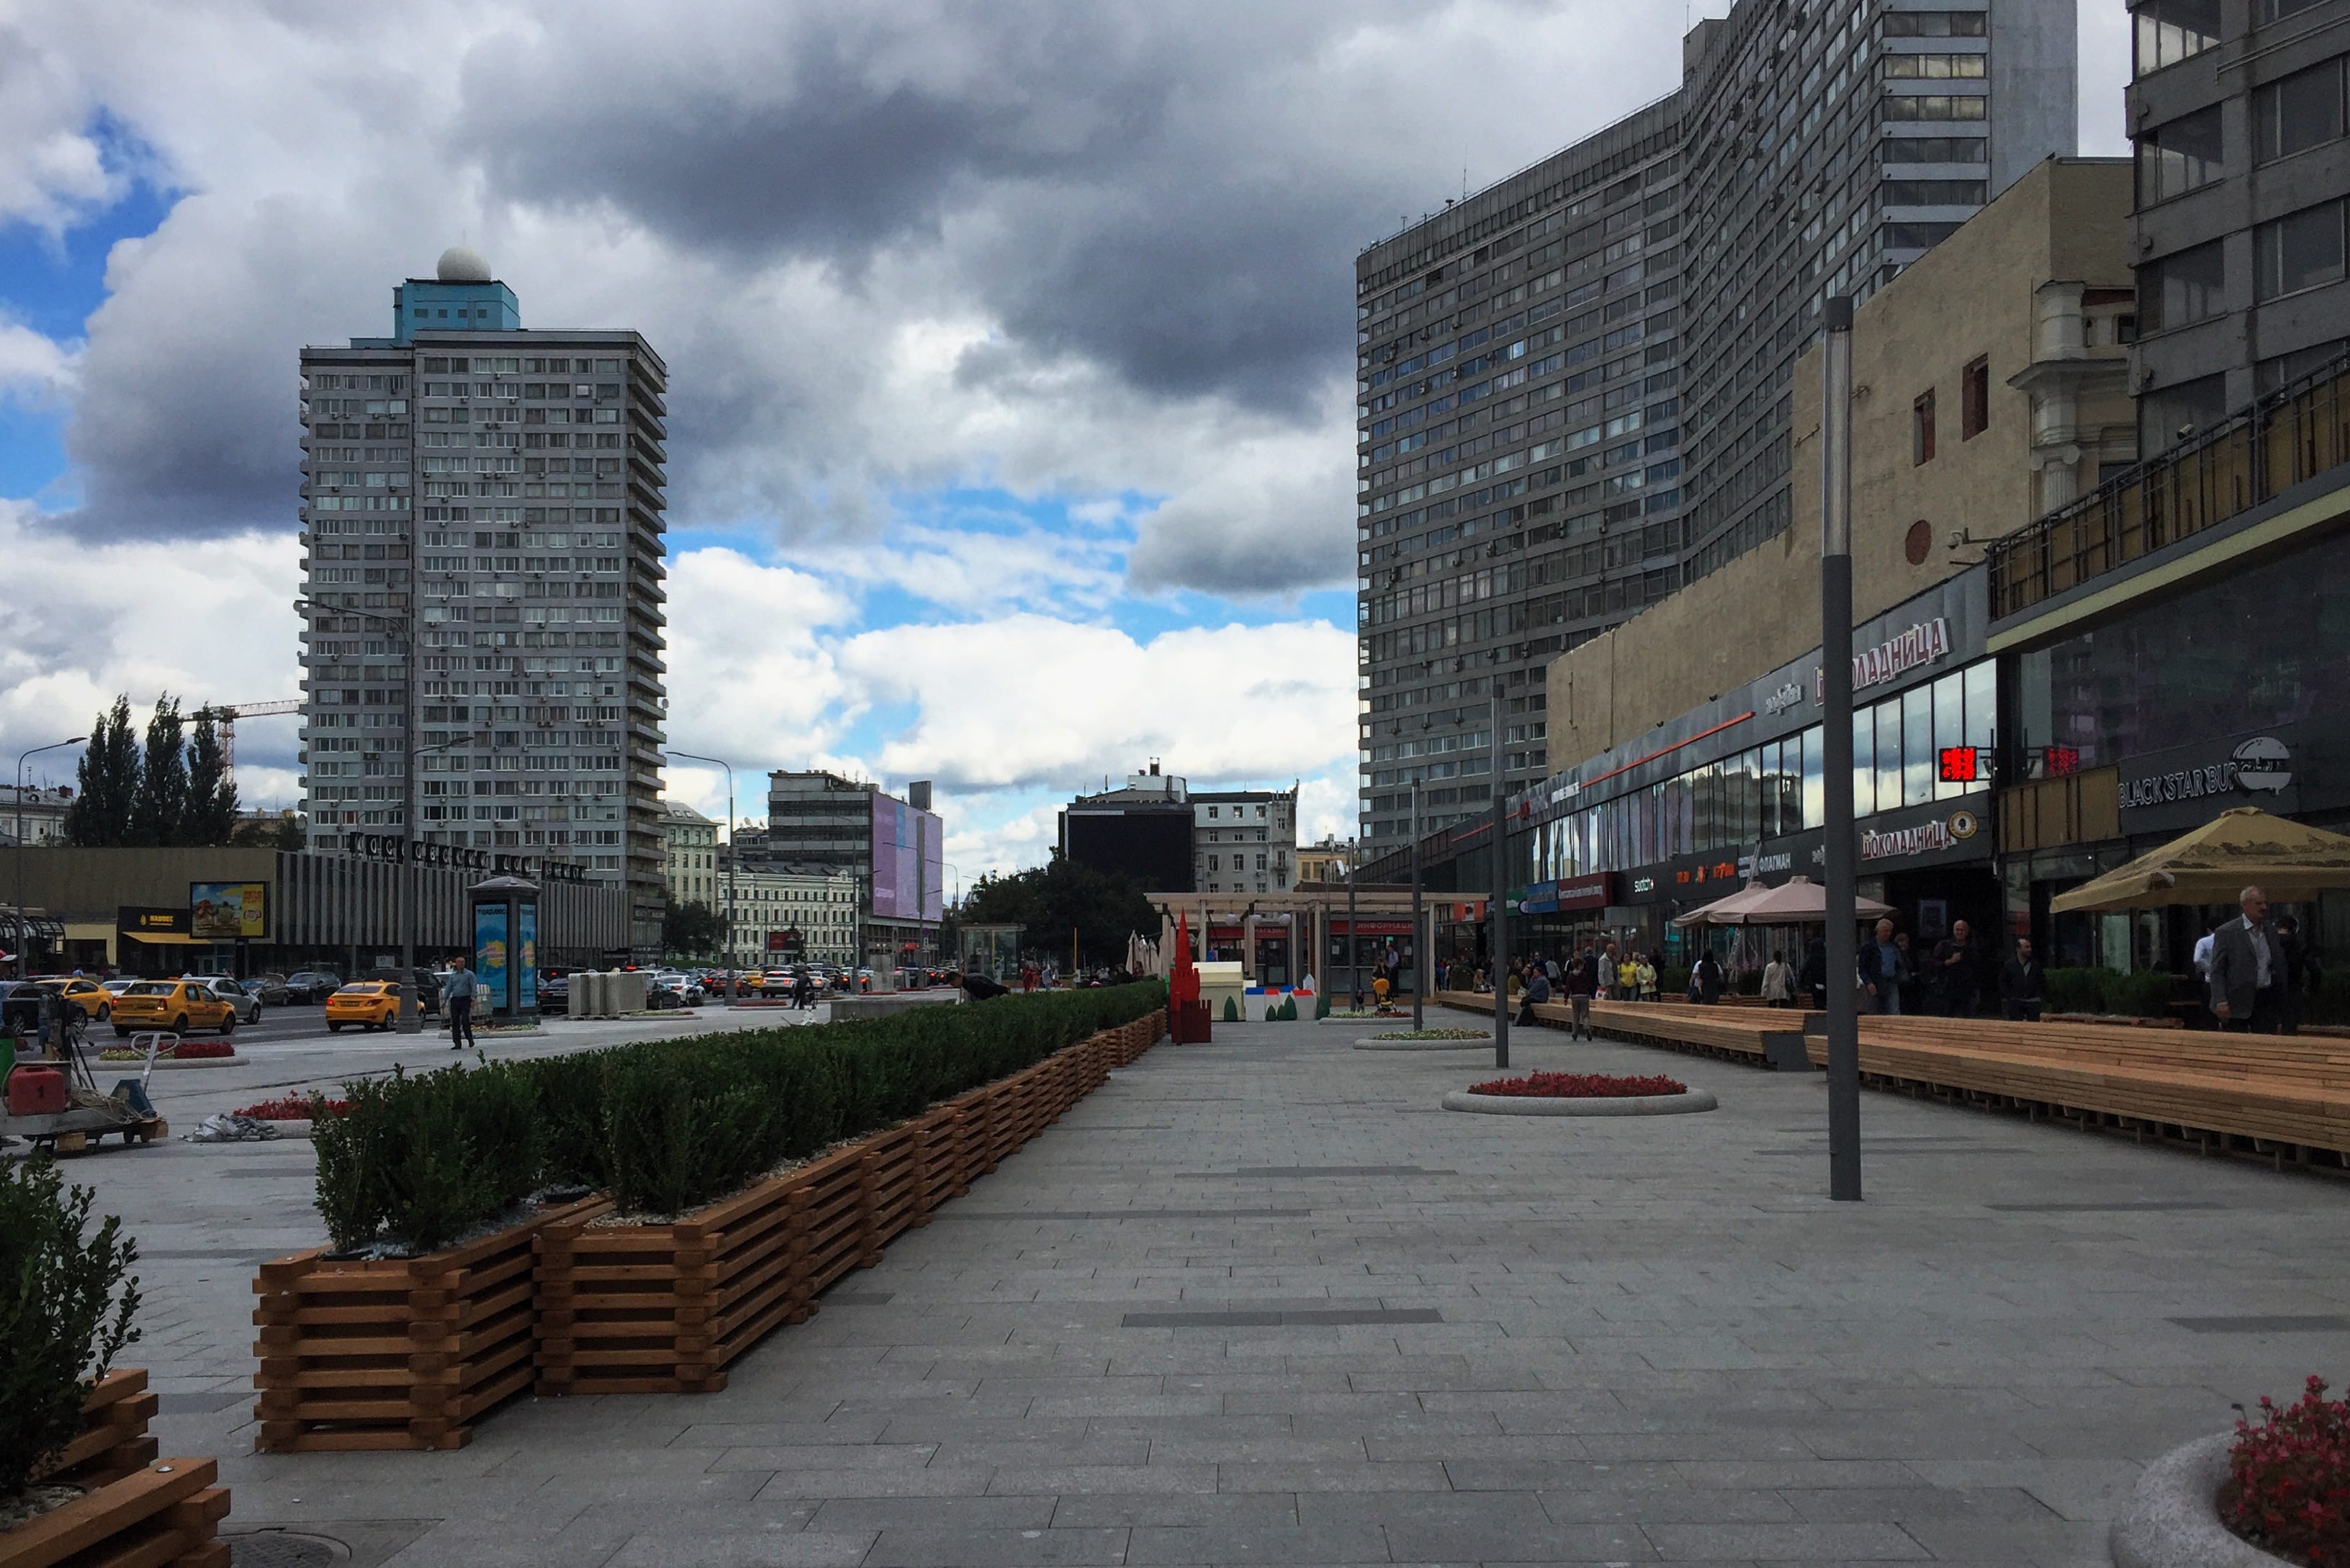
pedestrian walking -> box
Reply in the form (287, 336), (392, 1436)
(1634, 952), (1657, 1002)
(1799, 934), (1828, 1011)
(1857, 918), (1906, 1015)
(1565, 952), (1595, 1039)
(1931, 919), (1981, 1017)
(2209, 886), (2287, 1033)
(1761, 950), (1793, 1008)
(444, 954), (479, 1050)
(1693, 950), (1724, 1005)
(2001, 936), (2043, 1022)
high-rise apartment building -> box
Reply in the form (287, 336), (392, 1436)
(297, 248), (670, 958)
(1356, 1), (2074, 860)
(2126, 0), (2350, 451)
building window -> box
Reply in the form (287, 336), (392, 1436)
(2254, 200), (2347, 300)
(2140, 239), (2227, 330)
(2255, 59), (2346, 163)
(1960, 357), (1990, 440)
(2135, 0), (2220, 76)
(1912, 389), (1937, 465)
(2261, 0), (2331, 21)
(2137, 105), (2225, 202)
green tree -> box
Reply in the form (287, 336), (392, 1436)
(182, 711), (239, 845)
(127, 695), (188, 848)
(662, 899), (724, 959)
(961, 853), (1155, 969)
(64, 696), (140, 847)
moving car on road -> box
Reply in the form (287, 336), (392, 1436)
(325, 981), (402, 1032)
(284, 970), (342, 1004)
(241, 975), (290, 1006)
(35, 976), (115, 1021)
(192, 976), (263, 1024)
(110, 978), (238, 1037)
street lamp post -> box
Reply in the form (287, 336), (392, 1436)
(666, 750), (737, 1004)
(1346, 837), (1359, 1011)
(1491, 682), (1509, 1071)
(14, 736), (86, 979)
(1821, 297), (1863, 1202)
(1409, 778), (1423, 1031)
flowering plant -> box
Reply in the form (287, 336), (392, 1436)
(2220, 1376), (2349, 1568)
(96, 1038), (235, 1061)
(1467, 1070), (1687, 1099)
(234, 1096), (351, 1122)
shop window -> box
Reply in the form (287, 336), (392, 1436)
(1876, 701), (1903, 816)
(1852, 709), (1876, 817)
(1961, 356), (1990, 439)
(1912, 389), (1937, 464)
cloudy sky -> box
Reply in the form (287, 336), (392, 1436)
(0, 1), (2129, 875)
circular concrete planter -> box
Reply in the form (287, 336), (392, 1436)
(1442, 1087), (1717, 1116)
(2109, 1433), (2290, 1568)
(1354, 1035), (1495, 1051)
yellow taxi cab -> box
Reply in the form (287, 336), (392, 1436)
(738, 971), (769, 996)
(37, 977), (116, 1021)
(109, 978), (238, 1037)
(325, 981), (402, 1032)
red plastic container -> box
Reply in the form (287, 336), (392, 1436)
(6, 1065), (67, 1117)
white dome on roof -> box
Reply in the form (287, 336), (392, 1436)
(436, 245), (491, 282)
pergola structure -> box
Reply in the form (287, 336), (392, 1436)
(1144, 881), (1468, 990)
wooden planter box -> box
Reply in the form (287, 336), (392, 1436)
(0, 1369), (230, 1568)
(536, 1011), (1163, 1397)
(250, 1194), (608, 1452)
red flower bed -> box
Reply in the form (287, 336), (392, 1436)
(2220, 1376), (2349, 1568)
(1467, 1070), (1688, 1099)
(166, 1039), (235, 1059)
(235, 1095), (352, 1121)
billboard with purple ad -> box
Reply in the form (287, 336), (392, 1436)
(869, 794), (943, 924)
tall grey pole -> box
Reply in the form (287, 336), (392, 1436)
(1821, 295), (1863, 1203)
(14, 737), (85, 979)
(1492, 685), (1509, 1070)
(398, 607), (420, 1032)
(1409, 778), (1423, 1030)
(1346, 839), (1359, 1009)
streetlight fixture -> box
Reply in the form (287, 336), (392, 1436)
(1409, 777), (1423, 1031)
(1490, 656), (1509, 1070)
(13, 736), (86, 979)
(1820, 297), (1863, 1202)
(397, 729), (487, 1032)
(665, 749), (737, 1004)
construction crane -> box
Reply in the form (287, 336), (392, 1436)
(192, 700), (302, 769)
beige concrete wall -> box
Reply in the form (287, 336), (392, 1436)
(1547, 157), (2133, 765)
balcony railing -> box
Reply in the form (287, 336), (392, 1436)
(1990, 354), (2350, 621)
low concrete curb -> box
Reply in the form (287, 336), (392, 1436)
(1354, 1036), (1495, 1051)
(96, 1051), (245, 1069)
(1441, 1088), (1719, 1117)
(2110, 1432), (2288, 1567)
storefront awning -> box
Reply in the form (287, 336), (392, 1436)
(2050, 806), (2350, 912)
(124, 932), (206, 945)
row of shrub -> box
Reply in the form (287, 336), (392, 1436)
(311, 981), (1166, 1254)
(2042, 966), (2187, 1019)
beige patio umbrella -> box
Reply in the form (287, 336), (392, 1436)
(2050, 806), (2350, 913)
(1670, 880), (1773, 927)
(1728, 875), (1894, 926)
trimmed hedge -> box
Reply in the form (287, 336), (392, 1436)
(2043, 967), (2183, 1019)
(314, 981), (1167, 1254)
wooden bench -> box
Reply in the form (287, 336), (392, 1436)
(1435, 991), (1809, 1071)
(1801, 1016), (2350, 1167)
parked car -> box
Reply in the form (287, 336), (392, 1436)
(35, 976), (115, 1021)
(537, 972), (571, 1014)
(325, 981), (402, 1032)
(195, 977), (263, 1024)
(363, 968), (443, 1018)
(1, 980), (46, 1040)
(110, 978), (238, 1037)
(241, 975), (289, 1006)
(284, 970), (342, 1004)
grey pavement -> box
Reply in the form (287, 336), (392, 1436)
(48, 1014), (2350, 1566)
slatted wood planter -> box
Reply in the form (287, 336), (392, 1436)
(250, 1194), (609, 1452)
(536, 1011), (1162, 1397)
(1, 1370), (230, 1568)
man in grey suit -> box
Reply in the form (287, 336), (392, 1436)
(2207, 886), (2286, 1034)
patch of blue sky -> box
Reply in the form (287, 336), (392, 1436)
(0, 410), (71, 504)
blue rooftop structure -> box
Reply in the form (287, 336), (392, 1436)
(359, 245), (521, 346)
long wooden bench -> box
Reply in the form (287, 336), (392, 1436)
(1434, 991), (1811, 1071)
(1802, 1017), (2350, 1168)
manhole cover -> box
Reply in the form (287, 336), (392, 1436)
(227, 1533), (343, 1567)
